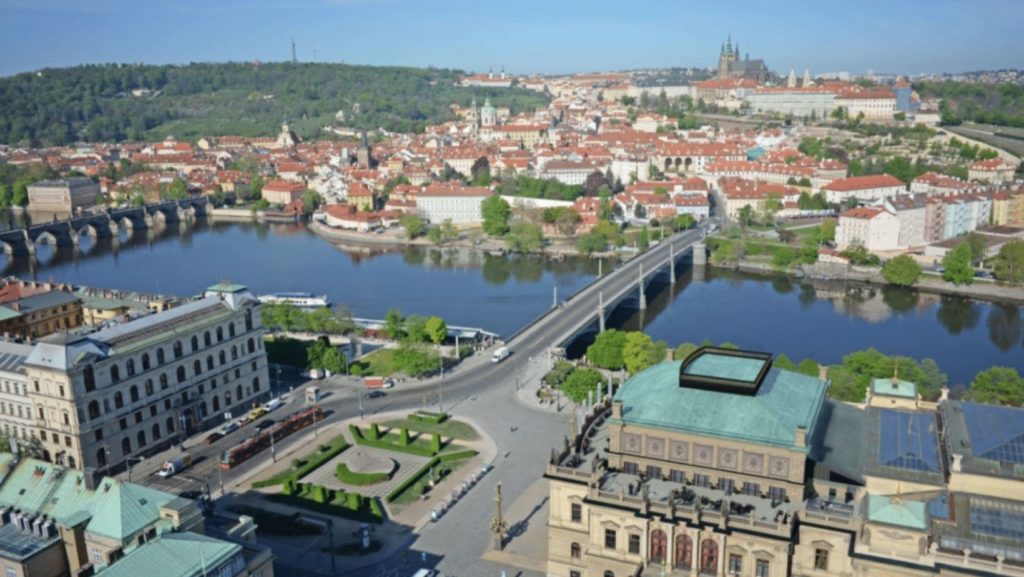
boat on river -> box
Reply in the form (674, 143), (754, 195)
(257, 292), (331, 308)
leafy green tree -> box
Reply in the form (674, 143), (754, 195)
(12, 179), (29, 206)
(882, 255), (922, 287)
(383, 308), (404, 340)
(966, 367), (1024, 407)
(164, 178), (189, 200)
(505, 222), (544, 253)
(840, 243), (880, 266)
(673, 342), (699, 361)
(676, 214), (696, 230)
(302, 189), (323, 212)
(965, 232), (989, 266)
(942, 243), (974, 285)
(404, 315), (428, 343)
(560, 368), (605, 404)
(636, 226), (650, 251)
(425, 316), (447, 345)
(470, 157), (491, 186)
(306, 339), (329, 370)
(586, 329), (627, 370)
(320, 347), (348, 374)
(993, 240), (1024, 284)
(622, 332), (667, 374)
(737, 204), (755, 227)
(400, 214), (426, 239)
(796, 359), (821, 378)
(481, 195), (511, 236)
(576, 231), (608, 255)
(819, 219), (836, 242)
(0, 184), (10, 208)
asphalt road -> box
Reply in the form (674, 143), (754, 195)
(132, 228), (704, 502)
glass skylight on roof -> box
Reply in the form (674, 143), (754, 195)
(878, 410), (941, 473)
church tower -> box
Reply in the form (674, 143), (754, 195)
(718, 35), (738, 78)
(786, 69), (797, 88)
(802, 68), (813, 87)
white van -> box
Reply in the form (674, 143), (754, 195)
(491, 346), (511, 363)
(262, 398), (283, 412)
(411, 570), (435, 577)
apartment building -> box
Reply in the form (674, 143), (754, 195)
(26, 178), (101, 213)
(0, 341), (36, 452)
(23, 283), (270, 474)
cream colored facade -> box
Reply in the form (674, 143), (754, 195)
(835, 209), (900, 251)
(23, 285), (271, 473)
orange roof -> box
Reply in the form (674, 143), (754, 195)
(823, 174), (903, 191)
(262, 180), (305, 193)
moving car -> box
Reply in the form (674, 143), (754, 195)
(221, 422), (240, 435)
(364, 390), (387, 399)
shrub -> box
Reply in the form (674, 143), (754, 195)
(369, 499), (383, 519)
(251, 436), (349, 489)
(400, 428), (410, 446)
(335, 463), (391, 486)
(369, 423), (380, 440)
(346, 492), (362, 511)
(349, 424), (437, 457)
(431, 433), (442, 454)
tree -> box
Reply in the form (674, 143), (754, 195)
(400, 214), (426, 239)
(965, 232), (989, 267)
(425, 316), (447, 345)
(164, 178), (189, 201)
(560, 368), (605, 404)
(583, 171), (609, 197)
(320, 347), (348, 374)
(12, 179), (29, 206)
(428, 219), (458, 244)
(131, 193), (146, 207)
(673, 342), (699, 360)
(470, 157), (491, 186)
(676, 214), (696, 230)
(404, 315), (428, 343)
(737, 204), (756, 227)
(993, 240), (1024, 284)
(966, 367), (1024, 406)
(302, 189), (323, 212)
(586, 329), (627, 370)
(481, 195), (511, 236)
(819, 219), (836, 242)
(882, 255), (922, 287)
(554, 209), (580, 237)
(0, 184), (10, 208)
(636, 227), (650, 251)
(383, 308), (404, 340)
(763, 193), (783, 221)
(622, 332), (667, 374)
(306, 339), (329, 370)
(505, 222), (544, 253)
(576, 231), (608, 255)
(942, 243), (974, 285)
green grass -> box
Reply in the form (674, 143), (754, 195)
(350, 348), (400, 377)
(389, 453), (476, 507)
(380, 417), (480, 441)
(252, 436), (349, 489)
(335, 463), (392, 486)
(266, 485), (383, 523)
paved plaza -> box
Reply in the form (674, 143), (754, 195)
(303, 447), (431, 499)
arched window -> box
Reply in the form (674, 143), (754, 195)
(231, 345), (238, 360)
(571, 543), (581, 559)
(96, 448), (107, 467)
(204, 331), (212, 347)
(219, 351), (226, 366)
(176, 366), (187, 384)
(225, 391), (232, 406)
(229, 323), (236, 338)
(110, 364), (120, 382)
(114, 392), (124, 409)
(159, 374), (169, 390)
(126, 359), (136, 377)
(145, 379), (154, 396)
(88, 401), (101, 420)
(152, 423), (161, 440)
(173, 341), (183, 359)
(191, 335), (199, 352)
(194, 360), (202, 376)
(129, 385), (139, 403)
(142, 353), (151, 371)
(700, 539), (718, 575)
(83, 365), (96, 392)
(245, 310), (253, 332)
(604, 572), (615, 577)
(212, 396), (221, 412)
(166, 416), (175, 433)
(216, 327), (224, 342)
(675, 535), (693, 570)
(156, 348), (165, 365)
(121, 437), (132, 455)
(137, 430), (146, 448)
(252, 377), (260, 392)
(235, 385), (243, 401)
(207, 355), (214, 371)
(650, 529), (667, 565)
(247, 338), (255, 354)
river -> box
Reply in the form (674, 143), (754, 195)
(2, 218), (1020, 385)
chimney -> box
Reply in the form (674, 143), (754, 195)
(951, 453), (963, 473)
(795, 426), (807, 448)
(940, 387), (950, 402)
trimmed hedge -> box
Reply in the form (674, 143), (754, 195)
(410, 411), (448, 425)
(335, 462), (392, 486)
(267, 481), (384, 523)
(349, 424), (437, 457)
(385, 449), (478, 503)
(252, 436), (350, 489)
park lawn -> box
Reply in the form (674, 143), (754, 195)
(354, 348), (400, 376)
(379, 429), (437, 452)
(380, 417), (480, 442)
(390, 454), (476, 508)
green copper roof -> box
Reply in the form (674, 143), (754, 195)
(867, 494), (928, 530)
(206, 282), (247, 293)
(0, 306), (22, 322)
(612, 361), (829, 450)
(684, 353), (767, 383)
(96, 532), (241, 577)
(0, 457), (177, 543)
(871, 378), (916, 399)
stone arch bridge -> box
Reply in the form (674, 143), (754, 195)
(0, 198), (208, 257)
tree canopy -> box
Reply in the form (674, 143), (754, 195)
(942, 243), (974, 285)
(882, 255), (922, 287)
(481, 195), (511, 236)
(965, 367), (1024, 406)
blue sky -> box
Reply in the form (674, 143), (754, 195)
(0, 0), (1020, 77)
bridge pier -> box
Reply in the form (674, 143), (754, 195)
(638, 263), (646, 310)
(669, 243), (676, 284)
(693, 242), (707, 266)
(597, 291), (605, 333)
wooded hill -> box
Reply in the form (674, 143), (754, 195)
(0, 62), (550, 146)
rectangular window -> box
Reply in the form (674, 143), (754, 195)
(604, 529), (616, 550)
(670, 469), (685, 483)
(6, 565), (15, 577)
(628, 534), (640, 555)
(719, 478), (735, 494)
(119, 418), (127, 431)
(814, 549), (829, 571)
(645, 465), (661, 479)
(728, 554), (743, 575)
(743, 482), (760, 496)
(694, 473), (710, 488)
(90, 548), (103, 563)
(756, 559), (770, 577)
(571, 503), (582, 523)
(570, 572), (581, 577)
(623, 461), (638, 475)
(769, 486), (786, 502)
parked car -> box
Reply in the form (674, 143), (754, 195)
(221, 422), (240, 435)
(254, 419), (276, 431)
(364, 390), (387, 399)
(203, 432), (223, 445)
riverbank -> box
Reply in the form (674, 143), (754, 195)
(710, 259), (1024, 304)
